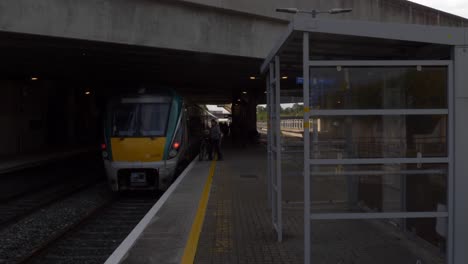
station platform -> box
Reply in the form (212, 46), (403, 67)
(106, 142), (445, 264)
(0, 147), (96, 174)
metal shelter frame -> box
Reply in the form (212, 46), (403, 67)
(267, 56), (283, 242)
(262, 15), (468, 264)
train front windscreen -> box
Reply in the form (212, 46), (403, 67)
(109, 97), (173, 162)
(112, 102), (171, 137)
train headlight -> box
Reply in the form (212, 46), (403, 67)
(169, 149), (178, 158)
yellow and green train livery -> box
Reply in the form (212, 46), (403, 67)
(102, 89), (212, 191)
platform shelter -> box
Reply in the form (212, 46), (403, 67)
(261, 15), (468, 264)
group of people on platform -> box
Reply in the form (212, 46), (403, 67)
(201, 119), (260, 161)
(199, 119), (224, 161)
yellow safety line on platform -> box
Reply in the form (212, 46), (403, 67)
(180, 160), (217, 264)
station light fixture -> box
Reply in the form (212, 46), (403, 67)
(249, 76), (256, 80)
(85, 91), (91, 95)
(31, 77), (38, 81)
(276, 7), (352, 18)
(281, 76), (288, 80)
(242, 91), (247, 94)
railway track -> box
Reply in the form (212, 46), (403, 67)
(0, 179), (101, 232)
(0, 154), (160, 264)
(0, 152), (105, 234)
(24, 193), (159, 264)
(0, 182), (113, 264)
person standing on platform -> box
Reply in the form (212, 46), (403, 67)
(209, 119), (223, 161)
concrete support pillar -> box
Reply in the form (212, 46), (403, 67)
(231, 92), (257, 147)
(66, 86), (77, 145)
(245, 94), (257, 134)
(230, 103), (242, 146)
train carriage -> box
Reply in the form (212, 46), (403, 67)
(101, 89), (213, 191)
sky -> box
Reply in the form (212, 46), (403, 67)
(409, 0), (468, 19)
(206, 105), (230, 114)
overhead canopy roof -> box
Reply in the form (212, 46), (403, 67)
(0, 31), (263, 105)
(261, 15), (468, 74)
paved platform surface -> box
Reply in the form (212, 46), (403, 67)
(194, 144), (445, 264)
(107, 141), (445, 264)
(118, 160), (212, 264)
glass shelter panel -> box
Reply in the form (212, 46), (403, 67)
(309, 115), (447, 159)
(310, 218), (447, 264)
(309, 67), (447, 110)
(305, 64), (450, 264)
(310, 164), (448, 214)
(280, 91), (308, 204)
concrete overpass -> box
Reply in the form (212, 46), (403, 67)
(1, 0), (466, 95)
(0, 0), (466, 156)
(1, 0), (467, 59)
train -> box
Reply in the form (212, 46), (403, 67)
(101, 89), (215, 192)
